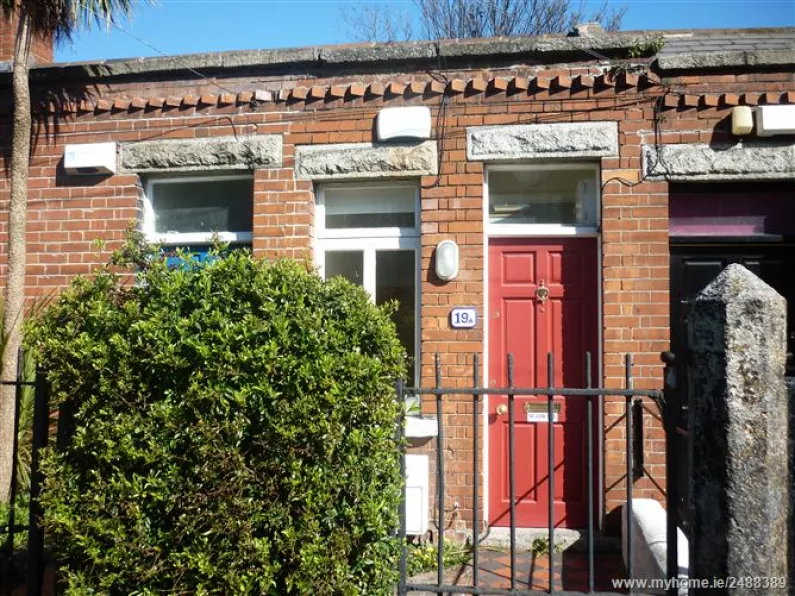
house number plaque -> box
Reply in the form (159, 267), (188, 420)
(450, 307), (477, 329)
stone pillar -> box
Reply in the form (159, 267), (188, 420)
(788, 377), (795, 594)
(689, 264), (790, 591)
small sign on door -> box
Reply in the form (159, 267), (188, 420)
(450, 307), (477, 329)
(525, 403), (560, 423)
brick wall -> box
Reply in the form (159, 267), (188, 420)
(0, 11), (52, 65)
(0, 53), (792, 531)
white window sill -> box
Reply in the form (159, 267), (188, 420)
(317, 227), (420, 240)
(146, 232), (253, 245)
(487, 224), (599, 237)
(405, 416), (438, 438)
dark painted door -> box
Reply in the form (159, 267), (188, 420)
(670, 242), (795, 412)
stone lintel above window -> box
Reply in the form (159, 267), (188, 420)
(295, 141), (438, 181)
(121, 134), (283, 173)
(643, 141), (795, 181)
(467, 122), (619, 162)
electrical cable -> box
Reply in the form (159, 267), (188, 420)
(82, 0), (657, 115)
(35, 91), (668, 146)
(82, 6), (253, 100)
(421, 41), (450, 189)
(601, 176), (643, 190)
(646, 91), (678, 180)
(65, 0), (677, 152)
(39, 5), (677, 155)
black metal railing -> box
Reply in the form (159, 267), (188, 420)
(397, 351), (675, 596)
(0, 352), (50, 596)
(662, 352), (690, 596)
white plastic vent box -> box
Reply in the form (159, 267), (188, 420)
(376, 107), (432, 142)
(64, 142), (117, 175)
(756, 105), (795, 137)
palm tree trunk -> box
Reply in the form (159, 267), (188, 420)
(0, 8), (32, 503)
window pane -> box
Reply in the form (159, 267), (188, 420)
(376, 250), (416, 382)
(161, 244), (251, 269)
(325, 186), (416, 229)
(325, 251), (364, 286)
(152, 178), (253, 234)
(489, 169), (597, 225)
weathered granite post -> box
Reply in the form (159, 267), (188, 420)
(789, 377), (795, 595)
(689, 264), (790, 592)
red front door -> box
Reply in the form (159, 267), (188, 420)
(488, 238), (598, 528)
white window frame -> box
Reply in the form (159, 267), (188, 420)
(485, 163), (601, 237)
(315, 182), (421, 385)
(143, 173), (254, 245)
(316, 182), (421, 240)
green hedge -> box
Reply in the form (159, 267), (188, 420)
(28, 239), (405, 595)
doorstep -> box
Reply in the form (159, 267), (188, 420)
(405, 549), (628, 595)
(480, 527), (622, 554)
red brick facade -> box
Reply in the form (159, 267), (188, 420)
(1, 30), (793, 534)
(0, 11), (52, 65)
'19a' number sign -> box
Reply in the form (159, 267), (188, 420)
(450, 307), (477, 329)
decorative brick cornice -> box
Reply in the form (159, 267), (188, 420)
(27, 72), (794, 117)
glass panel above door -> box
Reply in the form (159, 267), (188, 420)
(488, 168), (598, 226)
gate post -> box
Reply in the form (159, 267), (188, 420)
(661, 351), (681, 596)
(688, 264), (790, 592)
(396, 378), (407, 596)
(26, 370), (49, 596)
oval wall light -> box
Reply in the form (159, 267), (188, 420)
(435, 240), (459, 281)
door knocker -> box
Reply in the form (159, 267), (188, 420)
(535, 281), (549, 303)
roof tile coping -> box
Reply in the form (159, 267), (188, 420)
(23, 28), (781, 83)
(657, 29), (795, 71)
(657, 48), (795, 71)
(0, 28), (785, 85)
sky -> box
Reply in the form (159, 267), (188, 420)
(54, 0), (795, 64)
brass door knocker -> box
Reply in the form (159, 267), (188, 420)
(536, 280), (549, 303)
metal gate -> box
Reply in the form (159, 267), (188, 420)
(396, 351), (684, 596)
(0, 354), (51, 596)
